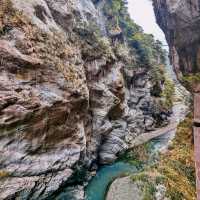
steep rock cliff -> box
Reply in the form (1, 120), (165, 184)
(153, 1), (199, 199)
(153, 0), (200, 88)
(0, 0), (170, 199)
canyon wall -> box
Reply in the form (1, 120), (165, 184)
(153, 0), (200, 81)
(153, 0), (200, 199)
(0, 0), (170, 199)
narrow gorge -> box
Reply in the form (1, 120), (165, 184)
(0, 0), (198, 200)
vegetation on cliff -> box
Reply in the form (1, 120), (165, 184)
(157, 113), (196, 200)
(0, 0), (182, 198)
(160, 78), (175, 110)
(129, 113), (196, 200)
(103, 0), (166, 66)
(182, 73), (200, 92)
(101, 0), (174, 114)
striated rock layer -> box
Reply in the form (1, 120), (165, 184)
(0, 0), (169, 199)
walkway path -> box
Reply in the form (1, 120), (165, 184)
(130, 122), (177, 147)
(130, 98), (189, 148)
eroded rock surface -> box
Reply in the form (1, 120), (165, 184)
(0, 0), (170, 199)
(153, 0), (200, 77)
(106, 177), (143, 200)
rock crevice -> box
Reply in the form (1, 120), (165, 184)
(0, 0), (171, 199)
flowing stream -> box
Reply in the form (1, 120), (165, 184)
(85, 162), (137, 200)
(85, 1), (190, 200)
(56, 1), (190, 200)
(85, 92), (189, 200)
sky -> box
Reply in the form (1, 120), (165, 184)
(127, 0), (168, 47)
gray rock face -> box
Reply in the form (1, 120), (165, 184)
(56, 185), (85, 200)
(106, 177), (143, 200)
(0, 0), (169, 199)
(106, 176), (169, 200)
(153, 0), (200, 77)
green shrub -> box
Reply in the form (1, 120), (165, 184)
(182, 73), (200, 91)
(161, 78), (175, 110)
(131, 173), (157, 200)
(103, 0), (166, 68)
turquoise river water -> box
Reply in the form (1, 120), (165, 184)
(85, 162), (137, 200)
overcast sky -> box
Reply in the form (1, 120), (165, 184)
(127, 0), (167, 46)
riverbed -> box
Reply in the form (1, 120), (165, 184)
(84, 56), (190, 199)
(85, 162), (137, 200)
(85, 80), (189, 200)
